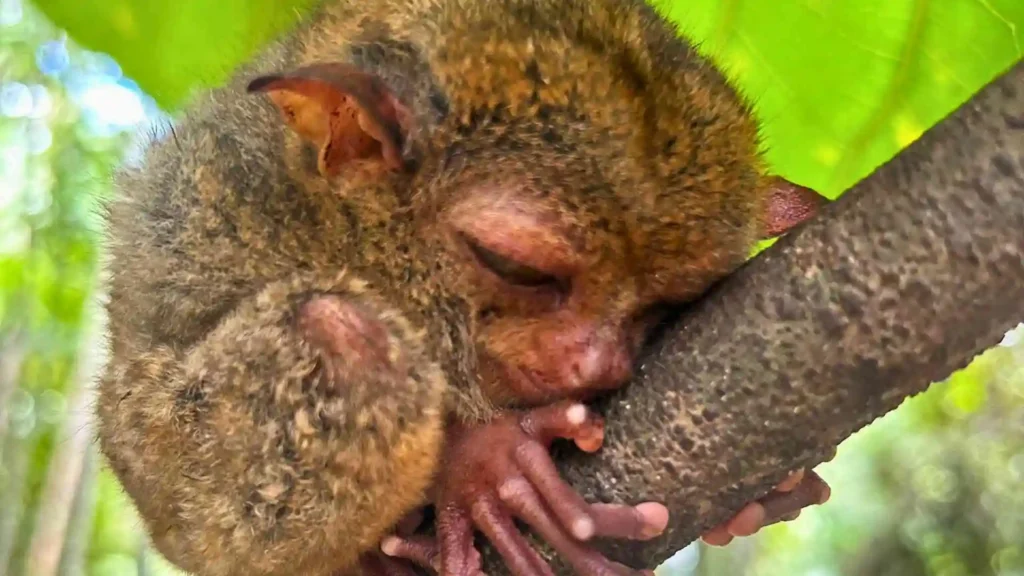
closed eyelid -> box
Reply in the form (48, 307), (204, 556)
(448, 191), (582, 274)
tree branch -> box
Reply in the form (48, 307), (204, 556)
(484, 58), (1024, 574)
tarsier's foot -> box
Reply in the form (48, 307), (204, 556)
(383, 402), (667, 576)
(701, 468), (832, 547)
(360, 550), (421, 576)
(358, 511), (433, 576)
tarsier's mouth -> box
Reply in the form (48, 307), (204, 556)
(506, 363), (555, 398)
(477, 350), (564, 406)
(482, 350), (615, 408)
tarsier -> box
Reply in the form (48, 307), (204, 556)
(96, 0), (832, 575)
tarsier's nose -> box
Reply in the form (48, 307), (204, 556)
(570, 335), (634, 389)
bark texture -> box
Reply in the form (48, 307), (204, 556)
(484, 58), (1024, 574)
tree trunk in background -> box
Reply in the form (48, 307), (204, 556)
(24, 302), (107, 576)
(0, 334), (28, 575)
(56, 446), (99, 576)
(483, 58), (1024, 574)
(0, 332), (26, 450)
(0, 434), (31, 575)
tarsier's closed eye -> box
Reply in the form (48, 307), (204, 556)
(462, 235), (558, 287)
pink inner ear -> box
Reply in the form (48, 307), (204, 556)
(248, 65), (411, 173)
(762, 180), (827, 239)
(448, 192), (580, 274)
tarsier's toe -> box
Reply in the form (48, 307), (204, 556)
(380, 512), (485, 576)
(437, 505), (483, 576)
(359, 550), (422, 576)
(496, 478), (663, 576)
(381, 534), (440, 573)
(701, 469), (832, 547)
(519, 401), (605, 452)
(470, 494), (556, 576)
(760, 470), (830, 525)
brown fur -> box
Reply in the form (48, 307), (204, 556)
(95, 1), (779, 575)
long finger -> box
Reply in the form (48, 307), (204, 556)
(381, 535), (440, 573)
(498, 477), (636, 576)
(513, 441), (595, 539)
(470, 495), (555, 576)
(514, 440), (668, 543)
(724, 471), (831, 538)
(760, 471), (831, 526)
(775, 469), (805, 493)
(518, 402), (604, 451)
(437, 504), (482, 576)
(700, 524), (734, 547)
(587, 502), (669, 541)
(722, 503), (765, 538)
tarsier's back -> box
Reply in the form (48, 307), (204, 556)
(96, 1), (808, 576)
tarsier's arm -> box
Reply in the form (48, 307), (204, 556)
(97, 274), (447, 576)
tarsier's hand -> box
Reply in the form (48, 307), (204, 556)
(382, 402), (667, 576)
(375, 402), (833, 575)
(701, 468), (832, 546)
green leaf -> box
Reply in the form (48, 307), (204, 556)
(33, 0), (1024, 194)
(653, 0), (1024, 196)
(29, 0), (319, 110)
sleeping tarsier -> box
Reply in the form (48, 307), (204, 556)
(95, 0), (832, 575)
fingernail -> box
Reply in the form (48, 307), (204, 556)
(636, 502), (670, 538)
(575, 436), (602, 453)
(566, 404), (587, 425)
(728, 504), (765, 537)
(574, 426), (604, 453)
(819, 484), (832, 504)
(380, 536), (401, 556)
(572, 516), (595, 540)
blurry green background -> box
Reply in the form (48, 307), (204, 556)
(1, 0), (1022, 575)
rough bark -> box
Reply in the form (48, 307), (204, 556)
(483, 58), (1024, 574)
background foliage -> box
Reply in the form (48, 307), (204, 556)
(0, 0), (1022, 574)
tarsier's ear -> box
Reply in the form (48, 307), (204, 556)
(760, 177), (829, 239)
(247, 63), (413, 176)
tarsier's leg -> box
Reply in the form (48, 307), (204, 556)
(96, 276), (446, 576)
(383, 402), (667, 576)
